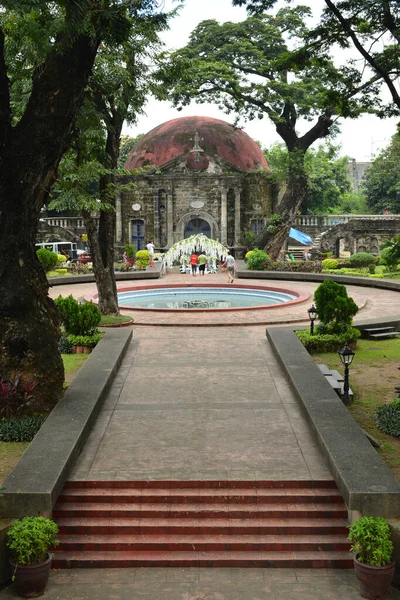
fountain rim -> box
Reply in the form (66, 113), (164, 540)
(85, 283), (309, 312)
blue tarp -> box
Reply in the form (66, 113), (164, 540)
(289, 227), (312, 245)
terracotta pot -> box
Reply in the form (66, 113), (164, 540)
(354, 556), (396, 600)
(82, 346), (92, 354)
(75, 346), (84, 354)
(10, 554), (52, 598)
(72, 345), (77, 354)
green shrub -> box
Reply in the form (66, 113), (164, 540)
(124, 243), (135, 258)
(322, 258), (339, 270)
(136, 249), (149, 261)
(368, 264), (376, 274)
(0, 376), (38, 418)
(348, 516), (393, 567)
(0, 415), (46, 442)
(55, 295), (101, 335)
(349, 252), (376, 267)
(296, 327), (360, 353)
(376, 402), (400, 437)
(36, 248), (58, 272)
(7, 516), (59, 566)
(58, 333), (73, 354)
(67, 332), (103, 348)
(114, 262), (132, 272)
(135, 259), (148, 270)
(266, 260), (320, 273)
(246, 248), (270, 270)
(245, 250), (254, 261)
(314, 279), (358, 333)
(319, 251), (333, 258)
(56, 253), (66, 264)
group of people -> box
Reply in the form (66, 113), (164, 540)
(189, 250), (237, 283)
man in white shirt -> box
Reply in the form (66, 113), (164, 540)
(146, 241), (155, 267)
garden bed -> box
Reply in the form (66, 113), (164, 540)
(312, 338), (400, 483)
(0, 353), (89, 484)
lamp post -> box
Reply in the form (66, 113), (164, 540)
(307, 305), (318, 335)
(338, 343), (355, 405)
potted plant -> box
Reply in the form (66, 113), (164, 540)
(6, 516), (59, 597)
(348, 516), (395, 600)
(123, 243), (135, 265)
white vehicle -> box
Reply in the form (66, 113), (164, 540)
(35, 241), (78, 260)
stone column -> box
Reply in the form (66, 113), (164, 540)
(153, 191), (160, 247)
(234, 187), (242, 246)
(221, 187), (228, 245)
(115, 192), (122, 242)
(167, 187), (174, 246)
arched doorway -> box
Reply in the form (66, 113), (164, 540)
(184, 218), (211, 238)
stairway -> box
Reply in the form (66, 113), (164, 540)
(52, 480), (353, 569)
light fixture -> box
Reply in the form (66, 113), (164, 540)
(338, 343), (355, 405)
(307, 304), (318, 335)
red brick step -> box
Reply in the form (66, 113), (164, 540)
(52, 480), (352, 569)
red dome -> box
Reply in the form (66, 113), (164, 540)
(124, 116), (269, 172)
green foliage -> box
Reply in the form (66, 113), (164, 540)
(364, 132), (400, 213)
(135, 249), (150, 269)
(348, 516), (393, 567)
(245, 250), (254, 261)
(266, 261), (320, 273)
(243, 230), (255, 249)
(314, 279), (358, 332)
(58, 333), (73, 354)
(265, 143), (354, 215)
(246, 248), (270, 270)
(55, 295), (101, 336)
(368, 264), (375, 274)
(124, 243), (135, 258)
(349, 252), (376, 267)
(66, 332), (103, 348)
(296, 327), (360, 353)
(7, 517), (59, 566)
(380, 236), (400, 272)
(118, 134), (144, 168)
(376, 401), (400, 437)
(0, 415), (46, 442)
(322, 258), (339, 270)
(36, 248), (58, 272)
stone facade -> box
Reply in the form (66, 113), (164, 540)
(117, 116), (274, 252)
(320, 218), (400, 256)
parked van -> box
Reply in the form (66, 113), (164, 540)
(35, 241), (78, 260)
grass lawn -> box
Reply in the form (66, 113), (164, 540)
(99, 314), (133, 325)
(0, 353), (89, 484)
(312, 338), (400, 483)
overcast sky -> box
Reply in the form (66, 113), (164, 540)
(123, 0), (399, 161)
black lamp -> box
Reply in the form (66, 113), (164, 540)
(338, 343), (355, 405)
(307, 304), (318, 335)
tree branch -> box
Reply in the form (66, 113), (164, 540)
(324, 0), (400, 108)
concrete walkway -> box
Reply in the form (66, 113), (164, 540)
(2, 274), (400, 598)
(67, 326), (331, 482)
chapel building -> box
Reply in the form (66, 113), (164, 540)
(117, 116), (275, 252)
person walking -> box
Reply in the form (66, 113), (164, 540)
(198, 252), (207, 276)
(226, 250), (237, 283)
(189, 251), (199, 276)
(146, 241), (155, 267)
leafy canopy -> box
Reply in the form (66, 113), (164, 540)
(363, 130), (400, 213)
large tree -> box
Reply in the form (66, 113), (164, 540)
(363, 130), (400, 213)
(233, 0), (400, 114)
(52, 14), (172, 315)
(159, 7), (378, 257)
(265, 142), (353, 214)
(0, 0), (175, 408)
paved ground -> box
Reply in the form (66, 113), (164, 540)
(2, 273), (400, 598)
(2, 566), (400, 599)
(49, 269), (400, 326)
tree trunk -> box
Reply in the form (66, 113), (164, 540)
(0, 173), (63, 410)
(0, 32), (100, 406)
(255, 148), (309, 259)
(81, 121), (122, 315)
(83, 210), (119, 315)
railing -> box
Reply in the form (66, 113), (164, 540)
(40, 217), (98, 229)
(294, 214), (400, 228)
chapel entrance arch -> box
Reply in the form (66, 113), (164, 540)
(184, 218), (211, 238)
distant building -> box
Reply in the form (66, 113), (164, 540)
(347, 159), (372, 192)
(117, 115), (275, 251)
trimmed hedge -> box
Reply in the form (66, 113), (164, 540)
(296, 327), (360, 353)
(322, 258), (339, 270)
(0, 415), (46, 442)
(349, 252), (376, 267)
(376, 403), (400, 437)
